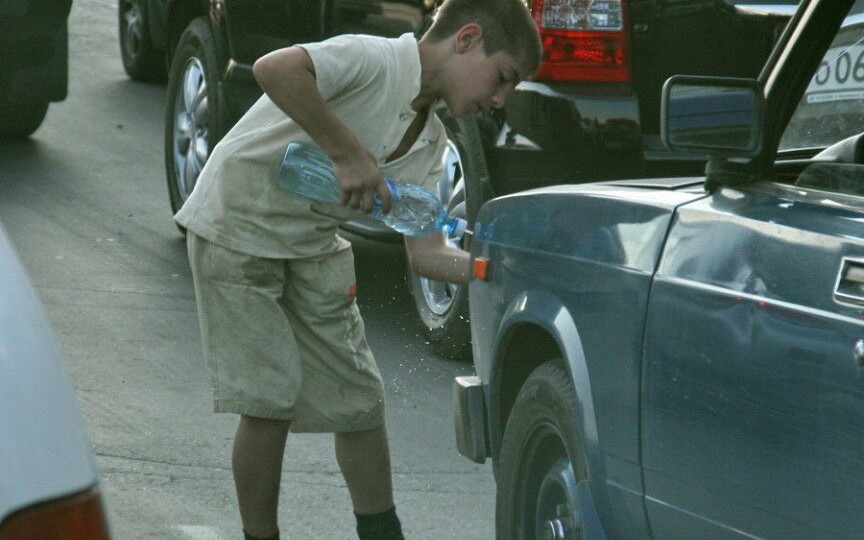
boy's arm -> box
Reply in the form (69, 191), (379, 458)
(252, 46), (391, 213)
(404, 233), (470, 286)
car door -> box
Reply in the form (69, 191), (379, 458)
(641, 2), (864, 539)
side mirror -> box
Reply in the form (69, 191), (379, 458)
(661, 76), (764, 157)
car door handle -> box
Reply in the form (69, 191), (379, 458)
(834, 257), (864, 306)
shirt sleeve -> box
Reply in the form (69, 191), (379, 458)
(298, 35), (383, 102)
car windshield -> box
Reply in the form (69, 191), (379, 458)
(779, 0), (864, 152)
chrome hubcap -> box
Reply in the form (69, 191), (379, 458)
(121, 0), (145, 57)
(419, 139), (464, 316)
(172, 57), (209, 202)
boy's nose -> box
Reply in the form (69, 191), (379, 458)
(491, 87), (511, 108)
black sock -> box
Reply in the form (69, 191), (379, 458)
(355, 506), (405, 540)
(243, 530), (279, 540)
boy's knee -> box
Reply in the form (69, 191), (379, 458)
(238, 415), (292, 439)
(241, 415), (292, 426)
(335, 425), (388, 442)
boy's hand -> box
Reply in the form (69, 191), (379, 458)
(332, 153), (393, 214)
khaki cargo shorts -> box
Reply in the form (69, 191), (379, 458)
(186, 233), (385, 433)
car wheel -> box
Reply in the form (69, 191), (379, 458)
(497, 360), (588, 540)
(118, 0), (166, 82)
(405, 111), (486, 360)
(165, 17), (224, 218)
(0, 101), (49, 139)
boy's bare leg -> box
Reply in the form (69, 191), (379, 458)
(232, 415), (292, 538)
(334, 425), (395, 514)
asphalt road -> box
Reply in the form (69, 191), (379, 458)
(0, 1), (494, 538)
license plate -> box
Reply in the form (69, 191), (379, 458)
(804, 16), (864, 103)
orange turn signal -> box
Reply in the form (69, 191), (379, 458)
(472, 257), (489, 281)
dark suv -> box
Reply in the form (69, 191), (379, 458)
(0, 1), (72, 138)
(119, 0), (793, 358)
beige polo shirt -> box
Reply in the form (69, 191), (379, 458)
(174, 33), (447, 259)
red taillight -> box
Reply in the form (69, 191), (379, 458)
(0, 488), (110, 540)
(532, 0), (631, 83)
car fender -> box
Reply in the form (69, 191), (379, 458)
(493, 289), (598, 448)
(146, 0), (170, 51)
(164, 0), (209, 55)
(489, 289), (612, 519)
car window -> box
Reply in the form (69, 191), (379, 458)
(779, 0), (864, 152)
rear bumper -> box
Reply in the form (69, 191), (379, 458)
(487, 81), (708, 191)
(453, 376), (489, 464)
(503, 81), (642, 154)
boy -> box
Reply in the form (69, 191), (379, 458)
(175, 0), (540, 538)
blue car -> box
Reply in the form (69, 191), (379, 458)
(454, 0), (864, 538)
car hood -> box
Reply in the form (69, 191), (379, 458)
(473, 178), (707, 272)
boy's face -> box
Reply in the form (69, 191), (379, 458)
(445, 32), (527, 117)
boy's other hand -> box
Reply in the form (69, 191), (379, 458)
(333, 153), (392, 214)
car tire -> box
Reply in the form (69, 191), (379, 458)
(496, 360), (588, 540)
(119, 0), (166, 82)
(0, 101), (49, 139)
(405, 109), (479, 360)
(165, 17), (225, 219)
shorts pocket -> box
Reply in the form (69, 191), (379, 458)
(206, 242), (283, 290)
(289, 248), (357, 311)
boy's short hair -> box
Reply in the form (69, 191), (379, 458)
(426, 0), (542, 76)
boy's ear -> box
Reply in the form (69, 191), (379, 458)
(454, 23), (483, 54)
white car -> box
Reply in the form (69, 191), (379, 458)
(0, 223), (110, 538)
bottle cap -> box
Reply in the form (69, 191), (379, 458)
(448, 217), (468, 239)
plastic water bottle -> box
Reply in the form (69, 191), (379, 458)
(276, 141), (467, 238)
